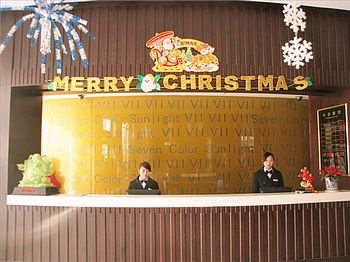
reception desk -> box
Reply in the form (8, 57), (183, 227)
(6, 192), (350, 261)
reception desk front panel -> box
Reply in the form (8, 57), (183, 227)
(6, 192), (350, 262)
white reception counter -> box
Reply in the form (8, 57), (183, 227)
(7, 190), (350, 208)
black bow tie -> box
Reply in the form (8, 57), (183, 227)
(265, 170), (273, 175)
(140, 180), (147, 183)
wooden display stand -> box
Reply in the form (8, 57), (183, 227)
(12, 186), (59, 195)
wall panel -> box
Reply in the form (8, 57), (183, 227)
(1, 2), (349, 261)
(5, 201), (350, 261)
(309, 89), (350, 190)
(41, 95), (310, 195)
(0, 1), (348, 91)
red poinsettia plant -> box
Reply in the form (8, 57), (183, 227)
(318, 166), (345, 183)
(298, 167), (315, 192)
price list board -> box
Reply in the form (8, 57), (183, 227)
(317, 103), (349, 175)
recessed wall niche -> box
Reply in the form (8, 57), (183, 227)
(8, 87), (42, 194)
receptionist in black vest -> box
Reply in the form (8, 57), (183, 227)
(128, 161), (159, 190)
(251, 152), (284, 193)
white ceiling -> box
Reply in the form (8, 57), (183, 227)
(249, 0), (350, 11)
(1, 0), (349, 11)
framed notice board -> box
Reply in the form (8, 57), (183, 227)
(317, 103), (349, 175)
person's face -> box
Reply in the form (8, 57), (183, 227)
(139, 166), (150, 180)
(263, 156), (274, 170)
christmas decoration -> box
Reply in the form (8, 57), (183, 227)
(282, 36), (313, 69)
(146, 31), (219, 73)
(282, 3), (313, 69)
(0, 0), (94, 74)
(136, 74), (161, 92)
(297, 167), (315, 192)
(283, 3), (306, 34)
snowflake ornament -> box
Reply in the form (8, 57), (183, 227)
(283, 3), (306, 34)
(282, 36), (313, 69)
(0, 0), (94, 74)
(281, 2), (313, 69)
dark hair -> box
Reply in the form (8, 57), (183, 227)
(139, 161), (151, 172)
(262, 152), (275, 161)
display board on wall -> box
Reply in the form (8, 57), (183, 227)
(317, 103), (349, 175)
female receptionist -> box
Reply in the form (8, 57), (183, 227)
(128, 161), (159, 190)
(251, 152), (284, 193)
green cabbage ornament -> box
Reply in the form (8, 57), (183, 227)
(17, 153), (55, 187)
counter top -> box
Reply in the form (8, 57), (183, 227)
(7, 191), (350, 208)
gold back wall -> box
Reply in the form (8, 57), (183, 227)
(42, 95), (309, 195)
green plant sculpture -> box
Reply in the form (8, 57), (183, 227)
(17, 153), (59, 188)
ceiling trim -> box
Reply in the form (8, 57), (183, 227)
(0, 0), (349, 11)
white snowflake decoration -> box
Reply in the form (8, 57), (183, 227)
(282, 36), (313, 69)
(281, 2), (313, 69)
(283, 3), (306, 34)
(0, 0), (94, 75)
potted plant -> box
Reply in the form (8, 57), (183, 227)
(318, 166), (345, 192)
